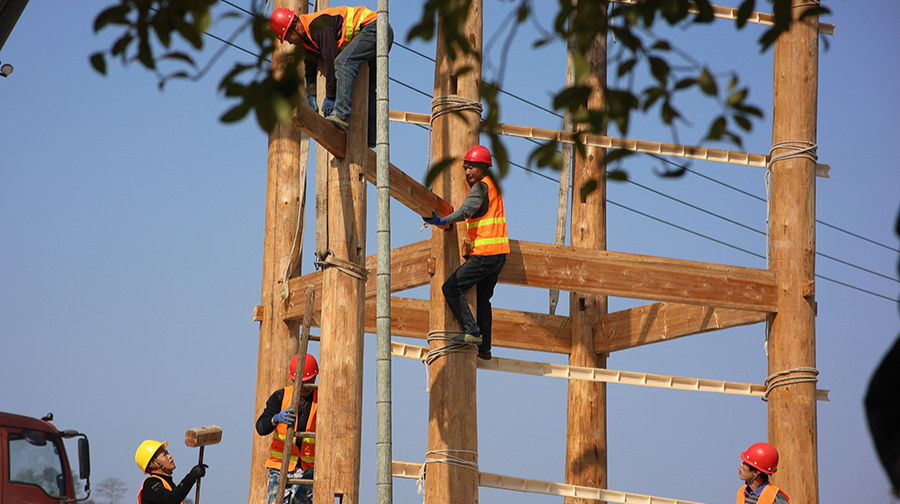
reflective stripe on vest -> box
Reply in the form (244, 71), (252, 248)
(265, 386), (318, 472)
(298, 6), (375, 53)
(137, 475), (182, 504)
(735, 483), (790, 504)
(466, 176), (510, 256)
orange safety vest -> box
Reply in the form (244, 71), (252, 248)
(298, 6), (376, 54)
(265, 386), (318, 472)
(137, 474), (182, 504)
(736, 483), (791, 504)
(466, 176), (510, 256)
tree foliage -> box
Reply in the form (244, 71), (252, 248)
(90, 0), (829, 178)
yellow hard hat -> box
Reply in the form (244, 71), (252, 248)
(135, 439), (167, 473)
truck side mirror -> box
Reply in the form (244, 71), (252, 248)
(78, 437), (91, 480)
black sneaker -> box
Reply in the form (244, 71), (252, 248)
(477, 351), (492, 361)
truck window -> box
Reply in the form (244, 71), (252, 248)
(8, 434), (67, 498)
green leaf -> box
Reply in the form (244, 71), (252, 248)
(89, 52), (107, 75)
(606, 169), (629, 181)
(706, 116), (727, 140)
(94, 5), (130, 32)
(617, 58), (637, 78)
(161, 51), (196, 67)
(736, 0), (755, 29)
(221, 101), (252, 123)
(579, 179), (598, 199)
(726, 88), (748, 106)
(698, 68), (717, 96)
(648, 56), (670, 84)
(674, 77), (697, 90)
(734, 115), (752, 131)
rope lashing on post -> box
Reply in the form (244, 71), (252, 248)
(425, 96), (484, 182)
(767, 141), (818, 169)
(763, 367), (819, 401)
(416, 449), (479, 495)
(423, 331), (478, 392)
(313, 249), (370, 281)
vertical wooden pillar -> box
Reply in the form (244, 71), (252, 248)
(425, 2), (483, 503)
(248, 2), (307, 503)
(314, 68), (370, 504)
(768, 1), (819, 502)
(565, 24), (608, 504)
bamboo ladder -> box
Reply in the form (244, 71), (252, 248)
(274, 285), (318, 499)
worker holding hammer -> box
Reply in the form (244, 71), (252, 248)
(256, 353), (319, 504)
(134, 439), (207, 504)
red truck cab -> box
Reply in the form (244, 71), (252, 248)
(0, 412), (91, 503)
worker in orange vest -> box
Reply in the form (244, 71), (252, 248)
(256, 353), (319, 504)
(736, 442), (791, 504)
(423, 145), (510, 360)
(269, 6), (393, 147)
(134, 439), (207, 504)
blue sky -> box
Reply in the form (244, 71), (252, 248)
(1, 1), (898, 503)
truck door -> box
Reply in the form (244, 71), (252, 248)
(2, 426), (71, 503)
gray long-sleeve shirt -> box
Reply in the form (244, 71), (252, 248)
(444, 181), (489, 224)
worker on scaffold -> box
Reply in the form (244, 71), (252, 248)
(256, 354), (319, 504)
(268, 5), (393, 148)
(736, 442), (791, 504)
(423, 145), (509, 361)
(134, 439), (207, 504)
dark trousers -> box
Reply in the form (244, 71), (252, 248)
(442, 254), (506, 353)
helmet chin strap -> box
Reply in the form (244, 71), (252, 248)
(151, 459), (173, 475)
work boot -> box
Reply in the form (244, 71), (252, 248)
(450, 333), (482, 345)
(477, 350), (492, 361)
(326, 115), (349, 131)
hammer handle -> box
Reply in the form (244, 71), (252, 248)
(195, 446), (204, 504)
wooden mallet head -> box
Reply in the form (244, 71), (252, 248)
(185, 425), (222, 448)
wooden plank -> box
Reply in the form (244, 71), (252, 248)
(594, 302), (767, 354)
(292, 100), (346, 159)
(363, 149), (454, 218)
(501, 240), (778, 312)
(362, 298), (574, 354)
(282, 239), (431, 321)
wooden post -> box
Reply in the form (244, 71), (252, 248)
(768, 1), (819, 502)
(565, 21), (608, 504)
(424, 2), (483, 503)
(313, 66), (369, 504)
(248, 1), (308, 503)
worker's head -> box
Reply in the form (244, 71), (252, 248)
(135, 439), (175, 475)
(463, 145), (492, 186)
(269, 8), (298, 43)
(289, 353), (319, 383)
(739, 442), (778, 483)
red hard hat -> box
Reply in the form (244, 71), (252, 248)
(269, 8), (295, 42)
(289, 353), (319, 382)
(464, 145), (492, 166)
(741, 442), (779, 474)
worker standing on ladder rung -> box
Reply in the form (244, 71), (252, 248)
(256, 354), (319, 504)
(736, 442), (791, 504)
(423, 145), (510, 360)
(268, 5), (394, 148)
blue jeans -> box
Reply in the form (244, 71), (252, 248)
(266, 467), (312, 504)
(442, 254), (507, 353)
(333, 22), (394, 143)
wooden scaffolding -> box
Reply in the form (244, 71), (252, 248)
(248, 1), (829, 503)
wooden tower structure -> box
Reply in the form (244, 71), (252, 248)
(248, 1), (832, 503)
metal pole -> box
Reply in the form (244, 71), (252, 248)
(375, 1), (392, 503)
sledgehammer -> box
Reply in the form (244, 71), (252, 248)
(185, 425), (222, 504)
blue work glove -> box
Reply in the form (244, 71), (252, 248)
(272, 408), (295, 426)
(307, 96), (318, 112)
(322, 97), (335, 117)
(422, 211), (446, 226)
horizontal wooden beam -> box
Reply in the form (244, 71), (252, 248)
(282, 239), (432, 321)
(363, 297), (573, 354)
(594, 302), (766, 354)
(389, 110), (829, 178)
(501, 240), (777, 312)
(293, 105), (453, 218)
